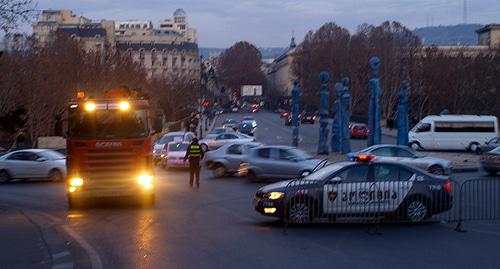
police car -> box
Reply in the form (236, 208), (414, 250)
(254, 155), (453, 223)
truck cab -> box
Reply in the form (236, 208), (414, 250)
(65, 89), (156, 208)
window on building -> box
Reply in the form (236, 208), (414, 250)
(127, 49), (132, 59)
(179, 24), (186, 30)
(172, 57), (177, 67)
(139, 49), (145, 61)
(151, 49), (156, 65)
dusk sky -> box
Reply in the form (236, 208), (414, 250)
(34, 0), (500, 47)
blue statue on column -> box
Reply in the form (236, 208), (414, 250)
(291, 80), (300, 147)
(317, 72), (330, 155)
(367, 56), (382, 146)
(340, 77), (351, 154)
(331, 82), (342, 152)
(397, 80), (409, 145)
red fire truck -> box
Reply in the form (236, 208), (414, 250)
(66, 88), (156, 208)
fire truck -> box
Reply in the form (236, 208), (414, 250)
(65, 88), (156, 208)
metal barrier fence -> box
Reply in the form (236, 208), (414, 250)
(281, 178), (500, 232)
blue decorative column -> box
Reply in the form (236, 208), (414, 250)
(317, 72), (330, 155)
(291, 80), (300, 147)
(331, 82), (342, 152)
(367, 57), (382, 146)
(340, 77), (352, 154)
(397, 80), (409, 146)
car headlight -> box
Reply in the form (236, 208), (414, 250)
(137, 174), (154, 190)
(266, 192), (284, 200)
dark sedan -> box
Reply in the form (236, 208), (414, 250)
(254, 157), (453, 223)
(480, 146), (500, 176)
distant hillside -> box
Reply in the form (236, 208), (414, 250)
(200, 47), (286, 59)
(413, 24), (483, 46)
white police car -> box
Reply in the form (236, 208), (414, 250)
(254, 155), (453, 223)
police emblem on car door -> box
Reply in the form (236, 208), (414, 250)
(323, 164), (372, 214)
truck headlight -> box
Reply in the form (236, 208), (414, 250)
(137, 174), (153, 190)
(69, 177), (84, 187)
(266, 192), (284, 200)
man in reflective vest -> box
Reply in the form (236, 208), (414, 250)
(184, 137), (204, 187)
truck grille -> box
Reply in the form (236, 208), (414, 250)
(82, 148), (138, 190)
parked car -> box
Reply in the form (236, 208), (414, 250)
(153, 131), (195, 165)
(199, 132), (255, 151)
(238, 146), (323, 179)
(408, 115), (498, 151)
(221, 119), (239, 130)
(347, 144), (452, 175)
(350, 123), (369, 139)
(254, 157), (453, 223)
(301, 111), (317, 124)
(280, 111), (289, 118)
(205, 142), (262, 177)
(285, 114), (300, 126)
(477, 136), (500, 155)
(162, 142), (190, 169)
(480, 146), (500, 176)
(0, 149), (67, 183)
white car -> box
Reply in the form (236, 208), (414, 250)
(162, 142), (190, 169)
(200, 133), (255, 151)
(0, 149), (67, 182)
(153, 131), (195, 164)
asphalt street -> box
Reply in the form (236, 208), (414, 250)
(0, 110), (499, 269)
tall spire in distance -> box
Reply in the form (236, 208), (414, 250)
(290, 29), (296, 48)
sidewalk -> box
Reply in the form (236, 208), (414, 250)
(0, 206), (73, 269)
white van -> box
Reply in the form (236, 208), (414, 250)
(408, 115), (498, 151)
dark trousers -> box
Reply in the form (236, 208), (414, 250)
(189, 160), (200, 187)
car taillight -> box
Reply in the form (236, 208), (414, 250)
(443, 181), (452, 193)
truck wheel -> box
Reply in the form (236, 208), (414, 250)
(410, 142), (421, 151)
(468, 142), (479, 153)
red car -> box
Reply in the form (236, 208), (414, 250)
(350, 123), (368, 138)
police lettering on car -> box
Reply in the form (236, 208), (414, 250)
(254, 155), (453, 223)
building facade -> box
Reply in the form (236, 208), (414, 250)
(33, 9), (199, 79)
(266, 37), (297, 100)
(476, 24), (500, 48)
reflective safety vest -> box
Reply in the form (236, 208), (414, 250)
(189, 144), (201, 157)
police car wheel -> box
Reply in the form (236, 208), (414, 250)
(429, 165), (444, 175)
(288, 202), (311, 224)
(406, 200), (428, 222)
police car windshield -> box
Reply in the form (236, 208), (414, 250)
(69, 108), (148, 139)
(303, 163), (346, 180)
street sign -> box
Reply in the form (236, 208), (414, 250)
(241, 85), (263, 96)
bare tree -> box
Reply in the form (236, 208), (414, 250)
(0, 0), (37, 33)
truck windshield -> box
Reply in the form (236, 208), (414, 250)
(68, 109), (148, 139)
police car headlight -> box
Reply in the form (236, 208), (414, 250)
(266, 192), (284, 200)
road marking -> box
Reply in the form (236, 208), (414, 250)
(38, 212), (104, 269)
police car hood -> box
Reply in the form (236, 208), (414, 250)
(259, 179), (316, 193)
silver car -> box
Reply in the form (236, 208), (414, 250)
(199, 132), (255, 151)
(204, 142), (262, 177)
(239, 145), (323, 179)
(348, 144), (452, 175)
(153, 131), (195, 164)
(0, 149), (67, 182)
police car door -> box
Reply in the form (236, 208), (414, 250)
(372, 164), (413, 213)
(323, 164), (371, 214)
